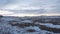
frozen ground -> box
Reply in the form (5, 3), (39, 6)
(0, 16), (60, 34)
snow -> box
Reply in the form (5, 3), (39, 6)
(0, 16), (60, 34)
(25, 26), (40, 31)
(35, 22), (60, 29)
(20, 20), (33, 23)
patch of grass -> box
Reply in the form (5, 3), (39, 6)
(33, 18), (60, 25)
(27, 29), (36, 32)
(39, 25), (60, 33)
(10, 23), (38, 28)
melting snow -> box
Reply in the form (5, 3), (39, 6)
(0, 16), (60, 34)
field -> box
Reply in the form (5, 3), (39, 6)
(0, 16), (60, 34)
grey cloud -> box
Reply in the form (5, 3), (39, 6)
(8, 9), (46, 14)
(0, 0), (60, 14)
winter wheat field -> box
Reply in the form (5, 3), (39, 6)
(0, 15), (60, 34)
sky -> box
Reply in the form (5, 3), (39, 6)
(0, 0), (60, 16)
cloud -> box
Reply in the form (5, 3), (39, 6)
(0, 10), (14, 15)
(0, 0), (60, 16)
(9, 9), (46, 14)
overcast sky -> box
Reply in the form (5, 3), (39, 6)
(0, 0), (60, 16)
